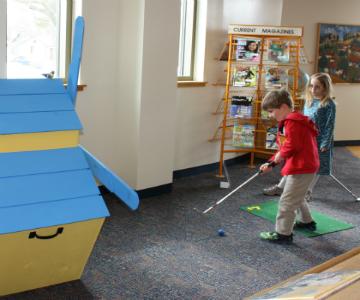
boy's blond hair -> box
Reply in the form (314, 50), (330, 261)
(262, 89), (294, 111)
(305, 72), (333, 107)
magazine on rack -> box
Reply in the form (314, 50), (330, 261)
(232, 123), (255, 148)
(230, 96), (253, 118)
(265, 126), (278, 150)
(265, 67), (288, 89)
(267, 39), (290, 63)
(235, 38), (260, 62)
(232, 66), (257, 87)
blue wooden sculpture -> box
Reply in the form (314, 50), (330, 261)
(0, 16), (139, 296)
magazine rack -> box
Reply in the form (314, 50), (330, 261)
(216, 25), (304, 177)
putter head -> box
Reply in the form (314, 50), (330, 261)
(220, 181), (230, 189)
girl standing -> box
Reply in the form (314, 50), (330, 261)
(263, 73), (336, 202)
(303, 72), (336, 201)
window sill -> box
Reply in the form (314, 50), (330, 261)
(77, 84), (87, 91)
(63, 83), (87, 91)
(177, 81), (207, 88)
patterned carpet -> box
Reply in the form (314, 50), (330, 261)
(2, 147), (360, 299)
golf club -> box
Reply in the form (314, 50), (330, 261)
(220, 160), (231, 189)
(330, 174), (360, 201)
(202, 161), (276, 214)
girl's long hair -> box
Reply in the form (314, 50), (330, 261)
(305, 72), (334, 107)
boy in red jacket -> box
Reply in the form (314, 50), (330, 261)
(259, 89), (319, 243)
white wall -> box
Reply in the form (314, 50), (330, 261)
(78, 0), (358, 191)
(281, 0), (360, 141)
(79, 0), (122, 174)
(78, 0), (284, 190)
(136, 0), (180, 188)
(79, 0), (179, 190)
(174, 0), (284, 171)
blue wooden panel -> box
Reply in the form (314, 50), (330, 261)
(0, 79), (65, 95)
(68, 17), (84, 105)
(0, 111), (82, 134)
(72, 17), (85, 61)
(0, 169), (99, 208)
(0, 148), (88, 178)
(81, 146), (139, 211)
(0, 195), (109, 234)
(0, 94), (74, 113)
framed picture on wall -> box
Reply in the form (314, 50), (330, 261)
(316, 23), (360, 83)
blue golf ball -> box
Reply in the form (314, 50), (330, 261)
(218, 229), (225, 236)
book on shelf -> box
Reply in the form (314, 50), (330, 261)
(267, 39), (290, 63)
(230, 96), (253, 118)
(232, 66), (257, 87)
(250, 270), (360, 300)
(235, 38), (260, 62)
(265, 67), (288, 89)
(232, 123), (255, 148)
(265, 126), (278, 150)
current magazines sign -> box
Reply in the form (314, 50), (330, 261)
(228, 25), (303, 37)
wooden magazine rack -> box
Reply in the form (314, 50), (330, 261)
(217, 24), (304, 177)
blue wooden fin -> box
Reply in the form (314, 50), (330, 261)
(80, 146), (139, 211)
(67, 16), (85, 105)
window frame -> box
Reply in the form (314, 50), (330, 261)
(0, 0), (75, 80)
(177, 0), (197, 81)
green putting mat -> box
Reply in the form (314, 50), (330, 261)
(240, 200), (354, 237)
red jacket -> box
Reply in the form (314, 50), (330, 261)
(273, 111), (319, 176)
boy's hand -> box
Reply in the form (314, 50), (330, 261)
(260, 162), (273, 173)
(274, 152), (284, 164)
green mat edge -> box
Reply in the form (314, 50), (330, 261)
(240, 199), (354, 237)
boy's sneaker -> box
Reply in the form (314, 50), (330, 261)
(263, 185), (283, 196)
(294, 221), (317, 231)
(259, 231), (293, 243)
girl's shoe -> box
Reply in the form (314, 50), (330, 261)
(259, 231), (293, 243)
(294, 221), (317, 231)
(263, 185), (283, 196)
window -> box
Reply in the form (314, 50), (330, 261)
(0, 0), (76, 79)
(177, 0), (197, 81)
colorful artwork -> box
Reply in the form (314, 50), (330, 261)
(317, 23), (360, 83)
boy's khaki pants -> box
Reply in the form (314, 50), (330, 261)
(276, 173), (316, 236)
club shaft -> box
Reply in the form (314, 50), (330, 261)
(331, 174), (358, 199)
(203, 172), (260, 214)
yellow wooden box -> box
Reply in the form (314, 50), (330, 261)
(0, 219), (104, 296)
(0, 147), (110, 296)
